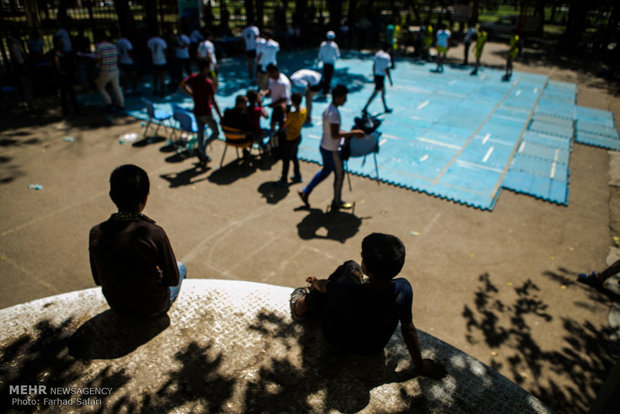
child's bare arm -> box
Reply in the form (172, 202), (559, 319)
(401, 321), (434, 376)
(306, 276), (328, 293)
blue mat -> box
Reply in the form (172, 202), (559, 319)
(81, 50), (618, 210)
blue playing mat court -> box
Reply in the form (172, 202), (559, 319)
(88, 50), (619, 210)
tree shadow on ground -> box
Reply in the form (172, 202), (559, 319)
(462, 272), (617, 413)
(0, 318), (131, 413)
(243, 311), (427, 413)
(160, 164), (211, 188)
(296, 207), (364, 243)
(68, 310), (170, 360)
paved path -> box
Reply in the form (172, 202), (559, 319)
(0, 280), (550, 413)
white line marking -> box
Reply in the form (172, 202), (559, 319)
(309, 134), (321, 139)
(550, 149), (560, 179)
(534, 87), (539, 93)
(420, 154), (429, 162)
(516, 90), (522, 96)
(449, 80), (457, 85)
(417, 100), (429, 110)
(518, 141), (526, 153)
(482, 146), (494, 163)
(379, 138), (388, 146)
(417, 137), (461, 150)
(456, 160), (504, 173)
(482, 133), (491, 144)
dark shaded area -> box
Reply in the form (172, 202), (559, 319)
(242, 311), (430, 413)
(68, 310), (170, 359)
(296, 207), (364, 243)
(462, 272), (617, 414)
(160, 165), (211, 188)
(257, 181), (289, 204)
(0, 318), (130, 413)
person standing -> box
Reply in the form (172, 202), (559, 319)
(463, 21), (476, 65)
(298, 84), (365, 212)
(117, 35), (138, 94)
(470, 30), (487, 76)
(503, 33), (520, 81)
(52, 36), (79, 116)
(196, 30), (218, 90)
(278, 92), (306, 187)
(175, 29), (192, 78)
(94, 30), (124, 111)
(241, 22), (260, 81)
(180, 60), (222, 166)
(434, 24), (451, 72)
(261, 64), (291, 131)
(256, 32), (279, 91)
(147, 32), (168, 96)
(7, 34), (34, 111)
(318, 31), (340, 96)
(290, 68), (322, 126)
(362, 44), (393, 114)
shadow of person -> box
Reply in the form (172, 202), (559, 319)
(160, 164), (211, 188)
(258, 181), (289, 204)
(208, 158), (257, 185)
(68, 310), (170, 360)
(296, 208), (362, 243)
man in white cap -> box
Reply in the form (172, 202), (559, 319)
(241, 21), (260, 81)
(318, 30), (340, 95)
(290, 68), (323, 126)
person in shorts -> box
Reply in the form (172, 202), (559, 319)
(362, 44), (393, 114)
(242, 22), (260, 81)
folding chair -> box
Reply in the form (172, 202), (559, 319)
(220, 125), (258, 167)
(345, 131), (381, 191)
(171, 104), (199, 154)
(142, 98), (173, 140)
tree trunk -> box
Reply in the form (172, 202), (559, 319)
(327, 0), (343, 29)
(144, 0), (159, 35)
(244, 0), (255, 25)
(563, 0), (589, 46)
(256, 0), (264, 30)
(114, 0), (135, 38)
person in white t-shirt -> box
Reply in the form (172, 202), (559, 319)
(175, 30), (191, 77)
(256, 32), (279, 91)
(290, 69), (322, 126)
(363, 44), (393, 114)
(196, 30), (218, 90)
(434, 24), (451, 72)
(262, 64), (291, 130)
(298, 84), (365, 212)
(117, 37), (137, 93)
(242, 23), (260, 80)
(318, 31), (340, 95)
(147, 33), (168, 96)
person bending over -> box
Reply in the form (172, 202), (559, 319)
(89, 164), (185, 318)
(290, 233), (439, 376)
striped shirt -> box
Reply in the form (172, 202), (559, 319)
(95, 41), (118, 73)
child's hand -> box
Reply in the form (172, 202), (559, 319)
(306, 276), (317, 285)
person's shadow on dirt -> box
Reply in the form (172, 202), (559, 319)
(296, 207), (363, 243)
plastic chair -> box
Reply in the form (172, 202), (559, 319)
(220, 125), (257, 167)
(171, 104), (199, 153)
(345, 131), (381, 191)
(142, 98), (173, 140)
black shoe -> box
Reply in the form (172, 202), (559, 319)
(276, 178), (288, 187)
(384, 107), (393, 113)
(290, 175), (302, 184)
(298, 191), (310, 208)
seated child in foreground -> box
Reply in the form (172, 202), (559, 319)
(290, 233), (436, 376)
(222, 94), (253, 136)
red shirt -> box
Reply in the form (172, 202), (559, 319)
(249, 105), (266, 135)
(184, 73), (215, 117)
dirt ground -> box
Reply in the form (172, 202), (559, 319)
(1, 41), (619, 413)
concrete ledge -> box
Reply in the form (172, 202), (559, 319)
(0, 280), (551, 413)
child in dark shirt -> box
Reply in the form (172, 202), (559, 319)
(290, 233), (438, 376)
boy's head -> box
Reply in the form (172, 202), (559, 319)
(361, 233), (405, 281)
(235, 94), (249, 108)
(266, 64), (280, 79)
(331, 84), (348, 105)
(197, 58), (211, 73)
(291, 91), (302, 108)
(109, 164), (150, 212)
(246, 89), (260, 105)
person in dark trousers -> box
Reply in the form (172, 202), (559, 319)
(318, 31), (340, 95)
(89, 164), (186, 318)
(180, 60), (222, 165)
(278, 92), (306, 187)
(290, 233), (442, 377)
(52, 36), (79, 116)
(298, 84), (364, 212)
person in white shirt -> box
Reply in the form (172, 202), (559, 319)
(147, 33), (168, 96)
(363, 44), (393, 114)
(290, 69), (322, 126)
(318, 30), (340, 95)
(261, 64), (291, 130)
(434, 24), (451, 72)
(256, 32), (279, 91)
(298, 84), (365, 212)
(241, 23), (260, 80)
(175, 30), (191, 77)
(117, 36), (137, 93)
(196, 30), (218, 90)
